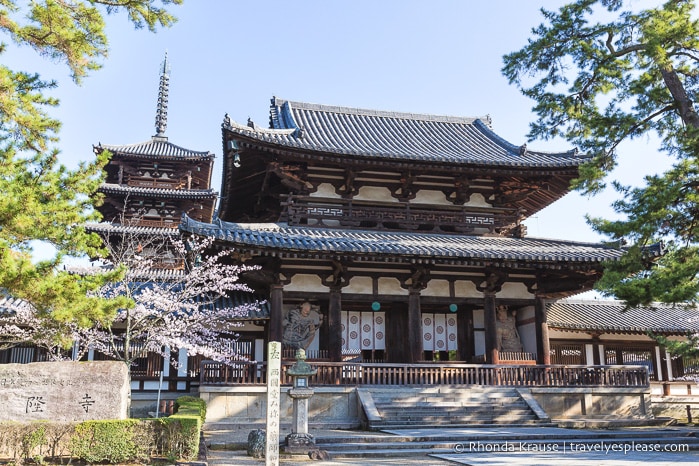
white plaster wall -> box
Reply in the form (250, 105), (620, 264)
(585, 344), (595, 365)
(599, 334), (655, 342)
(378, 277), (407, 296)
(466, 193), (491, 207)
(496, 282), (533, 299)
(344, 276), (373, 294)
(354, 186), (397, 202)
(548, 329), (593, 340)
(517, 306), (536, 355)
(285, 274), (326, 293)
(309, 182), (341, 199)
(473, 309), (484, 328)
(518, 322), (536, 355)
(474, 332), (485, 357)
(454, 280), (479, 298)
(422, 279), (450, 297)
(412, 190), (450, 205)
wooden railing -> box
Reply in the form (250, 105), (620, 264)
(280, 195), (522, 235)
(200, 362), (649, 388)
(127, 176), (184, 189)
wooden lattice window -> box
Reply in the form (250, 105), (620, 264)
(604, 345), (656, 381)
(550, 342), (585, 365)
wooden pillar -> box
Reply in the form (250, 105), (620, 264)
(269, 284), (283, 344)
(534, 296), (551, 365)
(458, 306), (474, 362)
(659, 346), (670, 381)
(591, 334), (601, 365)
(328, 286), (343, 362)
(484, 293), (499, 364)
(408, 289), (423, 363)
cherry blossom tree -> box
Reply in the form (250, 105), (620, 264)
(83, 233), (262, 368)
(0, 233), (262, 369)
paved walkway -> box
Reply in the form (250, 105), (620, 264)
(204, 426), (699, 465)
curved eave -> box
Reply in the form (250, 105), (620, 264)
(85, 222), (181, 236)
(99, 183), (218, 200)
(95, 139), (215, 161)
(222, 120), (587, 171)
(181, 215), (625, 266)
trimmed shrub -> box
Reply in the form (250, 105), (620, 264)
(174, 395), (207, 423)
(0, 397), (207, 463)
(69, 419), (152, 464)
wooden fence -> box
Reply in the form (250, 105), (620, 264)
(200, 361), (649, 388)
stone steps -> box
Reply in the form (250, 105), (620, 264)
(361, 386), (546, 429)
(311, 427), (699, 458)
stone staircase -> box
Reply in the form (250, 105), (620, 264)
(358, 386), (551, 430)
(311, 426), (699, 459)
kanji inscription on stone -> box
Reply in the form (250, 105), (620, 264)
(265, 341), (282, 466)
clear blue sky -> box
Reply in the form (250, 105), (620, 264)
(5, 0), (670, 245)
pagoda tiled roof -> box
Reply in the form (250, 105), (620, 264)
(99, 183), (217, 199)
(181, 215), (632, 264)
(0, 296), (34, 316)
(547, 300), (699, 335)
(222, 97), (586, 168)
(95, 137), (214, 160)
(85, 222), (181, 236)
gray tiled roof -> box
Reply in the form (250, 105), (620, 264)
(547, 300), (699, 335)
(96, 138), (213, 160)
(85, 222), (181, 236)
(181, 215), (627, 264)
(207, 293), (270, 320)
(99, 183), (217, 199)
(223, 97), (586, 167)
(0, 297), (33, 316)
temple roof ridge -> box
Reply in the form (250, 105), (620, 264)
(270, 96), (487, 126)
(95, 138), (214, 159)
(223, 97), (587, 167)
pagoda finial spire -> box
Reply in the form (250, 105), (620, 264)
(154, 51), (170, 138)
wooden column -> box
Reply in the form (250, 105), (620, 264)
(408, 289), (423, 363)
(484, 293), (499, 364)
(269, 284), (283, 344)
(457, 306), (474, 362)
(328, 286), (343, 362)
(534, 296), (551, 365)
(659, 346), (670, 381)
(591, 334), (601, 365)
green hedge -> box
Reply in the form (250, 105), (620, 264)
(70, 419), (153, 463)
(0, 396), (207, 464)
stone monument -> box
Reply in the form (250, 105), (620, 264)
(0, 360), (130, 421)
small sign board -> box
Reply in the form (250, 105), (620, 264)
(265, 341), (282, 466)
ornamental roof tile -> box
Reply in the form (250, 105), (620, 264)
(95, 137), (214, 160)
(547, 300), (699, 335)
(181, 215), (628, 263)
(99, 183), (217, 199)
(223, 97), (586, 167)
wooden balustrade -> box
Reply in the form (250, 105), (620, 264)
(127, 176), (184, 189)
(200, 361), (649, 388)
(280, 195), (521, 234)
